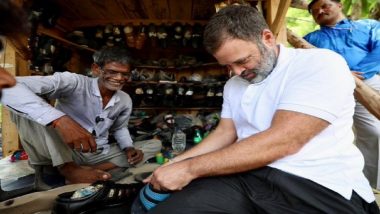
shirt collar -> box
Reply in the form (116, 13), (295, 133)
(321, 18), (350, 29)
(91, 77), (121, 108)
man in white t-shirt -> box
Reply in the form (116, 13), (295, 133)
(144, 5), (379, 213)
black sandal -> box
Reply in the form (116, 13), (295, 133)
(52, 180), (143, 214)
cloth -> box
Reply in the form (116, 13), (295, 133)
(149, 167), (379, 214)
(304, 19), (380, 190)
(221, 45), (374, 202)
(0, 156), (34, 180)
(353, 75), (380, 189)
(304, 19), (380, 80)
(10, 112), (162, 168)
(2, 72), (134, 150)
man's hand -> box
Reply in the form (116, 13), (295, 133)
(145, 160), (194, 192)
(51, 115), (97, 153)
(125, 147), (143, 165)
(352, 71), (364, 80)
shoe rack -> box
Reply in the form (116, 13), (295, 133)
(31, 22), (228, 113)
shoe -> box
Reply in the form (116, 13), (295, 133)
(191, 23), (203, 48)
(159, 70), (175, 81)
(113, 26), (123, 46)
(147, 23), (158, 47)
(124, 24), (135, 48)
(172, 22), (183, 47)
(182, 24), (192, 47)
(135, 25), (147, 50)
(139, 69), (156, 81)
(52, 180), (143, 214)
(157, 24), (168, 48)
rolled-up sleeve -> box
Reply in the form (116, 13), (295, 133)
(1, 73), (79, 125)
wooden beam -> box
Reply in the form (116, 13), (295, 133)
(1, 41), (19, 157)
(290, 0), (308, 10)
(266, 0), (290, 44)
(65, 19), (209, 28)
(354, 77), (380, 120)
(270, 0), (291, 37)
(287, 28), (315, 48)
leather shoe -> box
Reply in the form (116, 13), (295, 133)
(52, 180), (143, 214)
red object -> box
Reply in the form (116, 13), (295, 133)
(10, 150), (29, 162)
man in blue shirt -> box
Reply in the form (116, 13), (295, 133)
(304, 0), (380, 189)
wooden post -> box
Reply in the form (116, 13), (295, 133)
(1, 40), (20, 157)
(266, 0), (291, 44)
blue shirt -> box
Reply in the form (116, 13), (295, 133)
(1, 72), (134, 151)
(304, 19), (380, 79)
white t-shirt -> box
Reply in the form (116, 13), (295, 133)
(221, 45), (374, 202)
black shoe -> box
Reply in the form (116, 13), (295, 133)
(52, 180), (143, 214)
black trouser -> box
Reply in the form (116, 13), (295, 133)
(148, 167), (379, 214)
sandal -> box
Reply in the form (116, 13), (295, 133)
(52, 180), (143, 214)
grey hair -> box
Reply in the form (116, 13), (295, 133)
(93, 46), (134, 68)
(203, 5), (269, 54)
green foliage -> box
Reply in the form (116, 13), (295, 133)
(286, 8), (319, 37)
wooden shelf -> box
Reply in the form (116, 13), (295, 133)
(38, 26), (96, 52)
(69, 19), (209, 29)
(134, 107), (221, 111)
(135, 62), (220, 69)
(128, 80), (226, 85)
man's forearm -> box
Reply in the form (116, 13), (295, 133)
(185, 111), (328, 179)
(173, 122), (236, 162)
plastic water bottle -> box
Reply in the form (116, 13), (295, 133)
(172, 127), (186, 153)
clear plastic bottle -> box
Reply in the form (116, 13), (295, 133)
(172, 127), (186, 153)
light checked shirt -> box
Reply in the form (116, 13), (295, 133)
(2, 72), (134, 151)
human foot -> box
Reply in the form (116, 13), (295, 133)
(58, 162), (111, 184)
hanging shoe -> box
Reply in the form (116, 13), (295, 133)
(123, 24), (135, 48)
(103, 24), (113, 42)
(113, 26), (123, 46)
(182, 24), (192, 47)
(94, 27), (105, 49)
(157, 24), (168, 48)
(147, 23), (158, 47)
(135, 25), (147, 50)
(206, 84), (216, 107)
(175, 85), (186, 107)
(143, 85), (156, 106)
(134, 85), (144, 107)
(172, 22), (183, 47)
(163, 84), (175, 107)
(191, 23), (203, 49)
